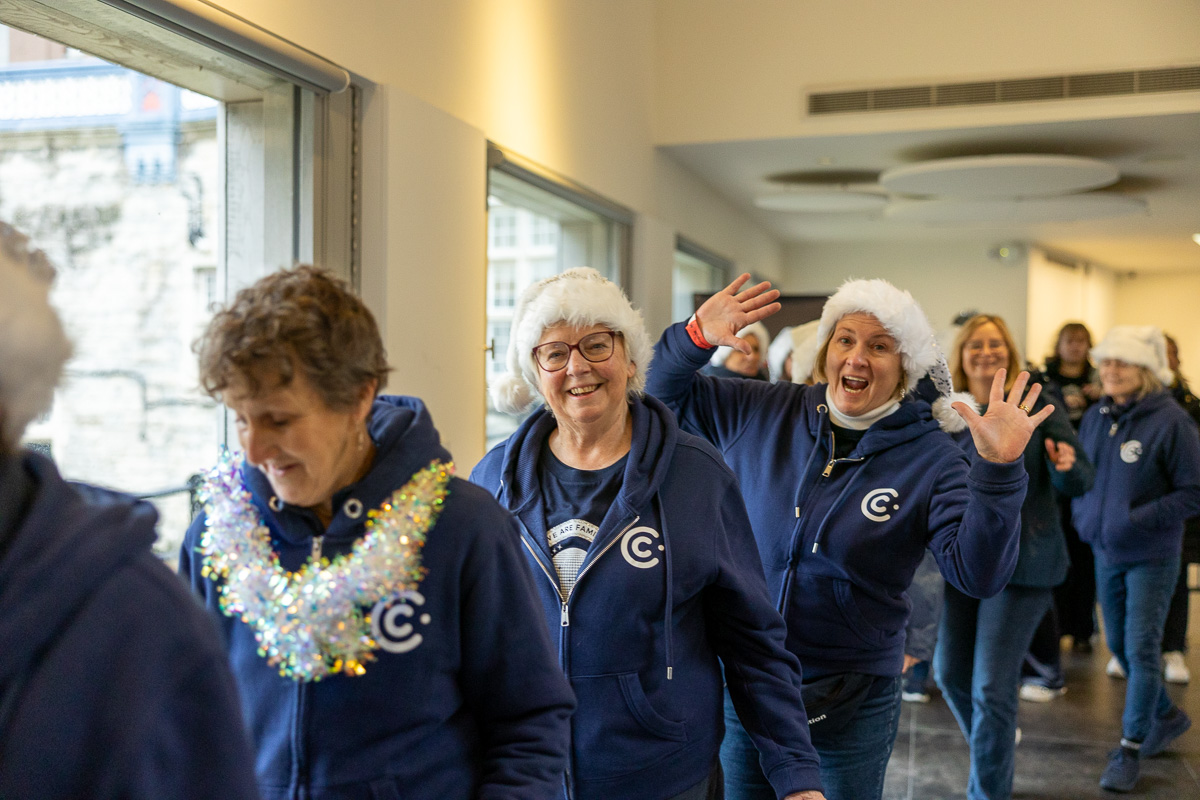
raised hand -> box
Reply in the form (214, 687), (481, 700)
(1045, 439), (1076, 472)
(951, 369), (1055, 463)
(694, 273), (781, 355)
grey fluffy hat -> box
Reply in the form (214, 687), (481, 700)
(1091, 325), (1173, 384)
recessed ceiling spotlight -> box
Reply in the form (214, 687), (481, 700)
(1193, 233), (1200, 245)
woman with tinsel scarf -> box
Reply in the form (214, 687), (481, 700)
(180, 266), (575, 800)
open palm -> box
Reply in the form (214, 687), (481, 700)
(952, 370), (1054, 463)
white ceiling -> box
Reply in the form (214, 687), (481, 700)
(662, 111), (1200, 272)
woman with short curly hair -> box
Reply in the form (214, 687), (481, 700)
(182, 265), (575, 800)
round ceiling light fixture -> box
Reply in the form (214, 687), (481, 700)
(754, 187), (888, 213)
(879, 154), (1119, 198)
(884, 193), (1147, 224)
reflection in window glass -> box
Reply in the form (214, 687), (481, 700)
(4, 25), (220, 558)
(485, 171), (625, 449)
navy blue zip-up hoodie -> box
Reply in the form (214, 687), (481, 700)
(648, 322), (1028, 678)
(952, 395), (1094, 588)
(470, 396), (822, 800)
(180, 396), (575, 800)
(1072, 390), (1200, 565)
(0, 452), (259, 800)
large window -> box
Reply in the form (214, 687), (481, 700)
(485, 148), (632, 448)
(4, 5), (355, 558)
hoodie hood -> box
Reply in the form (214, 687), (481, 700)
(493, 394), (679, 516)
(240, 395), (453, 548)
(0, 451), (158, 688)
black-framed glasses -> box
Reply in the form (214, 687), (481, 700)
(532, 331), (621, 372)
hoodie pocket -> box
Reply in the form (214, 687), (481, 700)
(834, 579), (888, 647)
(788, 571), (890, 650)
(571, 672), (688, 780)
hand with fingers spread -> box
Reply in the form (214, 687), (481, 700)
(1045, 439), (1076, 472)
(951, 369), (1055, 463)
(694, 272), (781, 355)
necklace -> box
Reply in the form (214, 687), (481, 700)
(198, 451), (453, 682)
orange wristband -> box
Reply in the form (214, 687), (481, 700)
(686, 314), (714, 349)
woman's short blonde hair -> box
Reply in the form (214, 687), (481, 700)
(950, 314), (1021, 393)
(195, 266), (390, 410)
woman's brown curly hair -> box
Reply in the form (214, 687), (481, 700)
(195, 266), (390, 409)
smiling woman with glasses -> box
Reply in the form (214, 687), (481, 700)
(472, 267), (826, 800)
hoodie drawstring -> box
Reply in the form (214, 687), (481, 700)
(655, 494), (675, 681)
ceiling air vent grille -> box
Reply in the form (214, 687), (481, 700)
(808, 65), (1200, 115)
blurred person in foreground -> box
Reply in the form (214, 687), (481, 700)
(1072, 326), (1200, 792)
(181, 266), (574, 800)
(0, 222), (259, 799)
(473, 267), (824, 800)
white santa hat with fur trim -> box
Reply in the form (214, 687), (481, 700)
(1090, 325), (1174, 384)
(816, 278), (976, 432)
(489, 267), (653, 415)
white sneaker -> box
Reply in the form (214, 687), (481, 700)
(1163, 651), (1191, 684)
(1107, 656), (1126, 679)
(1020, 683), (1067, 703)
(901, 690), (931, 703)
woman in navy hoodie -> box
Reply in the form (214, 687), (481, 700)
(1071, 326), (1200, 793)
(472, 268), (824, 800)
(648, 276), (1052, 800)
(0, 223), (258, 799)
(180, 267), (575, 800)
(936, 314), (1094, 800)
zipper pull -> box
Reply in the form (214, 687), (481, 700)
(311, 535), (324, 562)
(822, 460), (835, 478)
(560, 602), (570, 627)
(1109, 422), (1118, 437)
(812, 542), (819, 553)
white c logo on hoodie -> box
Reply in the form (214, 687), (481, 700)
(371, 590), (431, 653)
(1120, 440), (1143, 463)
(621, 526), (663, 569)
(861, 488), (900, 522)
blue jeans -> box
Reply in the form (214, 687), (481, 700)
(934, 584), (1051, 800)
(1095, 554), (1180, 742)
(720, 676), (901, 800)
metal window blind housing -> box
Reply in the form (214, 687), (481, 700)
(97, 0), (349, 93)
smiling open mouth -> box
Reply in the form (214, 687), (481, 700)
(842, 376), (869, 394)
(568, 385), (599, 396)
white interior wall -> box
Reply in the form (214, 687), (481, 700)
(1025, 249), (1116, 366)
(1113, 271), (1200, 388)
(781, 240), (1029, 357)
(357, 87), (488, 465)
(210, 0), (783, 465)
(654, 0), (1200, 144)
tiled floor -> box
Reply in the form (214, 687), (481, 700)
(884, 637), (1200, 799)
